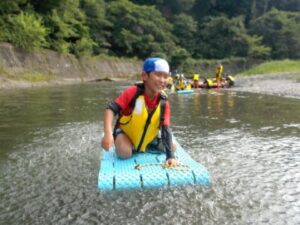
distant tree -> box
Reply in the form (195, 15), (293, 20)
(80, 0), (111, 54)
(130, 0), (195, 16)
(196, 16), (247, 59)
(163, 0), (195, 14)
(243, 0), (300, 25)
(269, 0), (300, 12)
(172, 14), (197, 56)
(250, 8), (300, 59)
(171, 47), (190, 69)
(106, 0), (177, 59)
(195, 15), (270, 59)
(1, 0), (298, 61)
(44, 0), (94, 56)
(242, 34), (271, 59)
(29, 0), (61, 14)
(0, 0), (28, 14)
(192, 0), (250, 22)
(129, 0), (165, 6)
(1, 12), (48, 51)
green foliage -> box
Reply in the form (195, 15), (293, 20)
(239, 59), (300, 76)
(45, 0), (93, 56)
(106, 0), (176, 59)
(250, 8), (300, 59)
(0, 0), (300, 62)
(72, 36), (95, 56)
(192, 0), (250, 22)
(164, 0), (196, 14)
(0, 0), (27, 14)
(243, 34), (271, 59)
(0, 67), (55, 81)
(196, 16), (248, 59)
(172, 14), (197, 55)
(20, 71), (55, 82)
(131, 0), (196, 15)
(46, 9), (71, 53)
(171, 47), (190, 70)
(29, 0), (61, 14)
(80, 0), (111, 54)
(3, 11), (48, 51)
(180, 57), (198, 75)
(0, 20), (5, 41)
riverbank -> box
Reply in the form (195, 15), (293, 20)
(0, 74), (129, 89)
(233, 72), (300, 99)
(0, 42), (141, 89)
(1, 41), (300, 98)
(2, 71), (300, 100)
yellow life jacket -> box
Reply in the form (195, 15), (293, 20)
(167, 77), (173, 84)
(170, 85), (175, 91)
(193, 74), (199, 81)
(219, 65), (223, 74)
(216, 65), (223, 81)
(119, 87), (166, 152)
(206, 79), (213, 87)
(227, 75), (234, 81)
(178, 80), (186, 90)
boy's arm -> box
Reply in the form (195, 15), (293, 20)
(101, 86), (133, 150)
(102, 100), (121, 151)
(103, 108), (114, 135)
(101, 108), (115, 150)
(160, 101), (177, 164)
(161, 125), (175, 160)
(103, 101), (122, 134)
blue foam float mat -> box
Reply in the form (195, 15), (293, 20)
(176, 89), (194, 94)
(97, 138), (210, 191)
(168, 89), (194, 95)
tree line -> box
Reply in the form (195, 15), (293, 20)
(0, 0), (300, 69)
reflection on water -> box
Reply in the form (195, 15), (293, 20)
(0, 83), (300, 225)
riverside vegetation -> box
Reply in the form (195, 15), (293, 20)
(1, 1), (300, 69)
(238, 59), (300, 78)
(0, 1), (300, 86)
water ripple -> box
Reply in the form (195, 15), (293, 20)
(1, 84), (300, 225)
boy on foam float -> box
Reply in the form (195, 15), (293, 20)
(101, 57), (178, 166)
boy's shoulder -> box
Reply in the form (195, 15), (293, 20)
(122, 84), (139, 94)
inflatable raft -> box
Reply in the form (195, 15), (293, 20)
(98, 138), (210, 191)
(203, 75), (235, 89)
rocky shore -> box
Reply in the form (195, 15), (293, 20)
(233, 73), (300, 99)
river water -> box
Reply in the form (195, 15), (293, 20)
(0, 82), (300, 225)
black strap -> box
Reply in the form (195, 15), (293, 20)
(129, 83), (144, 109)
(136, 103), (159, 151)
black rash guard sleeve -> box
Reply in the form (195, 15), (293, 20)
(106, 101), (121, 116)
(161, 125), (175, 159)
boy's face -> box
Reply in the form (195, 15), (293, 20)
(142, 71), (169, 93)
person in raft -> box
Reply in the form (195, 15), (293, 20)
(215, 63), (223, 83)
(101, 57), (178, 165)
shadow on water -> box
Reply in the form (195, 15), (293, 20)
(0, 82), (300, 225)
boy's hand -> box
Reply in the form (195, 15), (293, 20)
(166, 158), (178, 166)
(101, 133), (114, 151)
